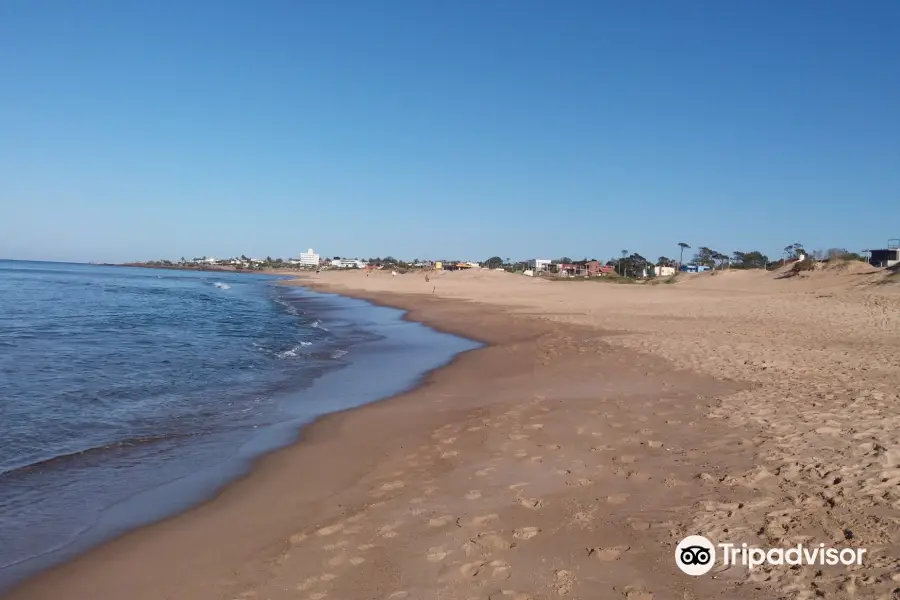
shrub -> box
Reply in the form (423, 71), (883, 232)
(791, 258), (816, 273)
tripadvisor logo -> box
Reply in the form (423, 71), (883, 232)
(675, 535), (867, 576)
(676, 535), (716, 576)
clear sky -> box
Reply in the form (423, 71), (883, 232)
(2, 1), (898, 264)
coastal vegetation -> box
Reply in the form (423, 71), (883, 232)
(123, 242), (871, 278)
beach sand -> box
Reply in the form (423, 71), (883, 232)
(8, 265), (900, 600)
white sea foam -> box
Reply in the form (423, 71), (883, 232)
(276, 342), (312, 358)
(276, 346), (299, 359)
(213, 282), (231, 290)
(330, 349), (348, 359)
(311, 320), (329, 332)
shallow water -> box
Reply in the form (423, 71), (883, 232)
(0, 261), (479, 589)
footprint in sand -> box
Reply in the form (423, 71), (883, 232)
(465, 490), (482, 500)
(489, 592), (532, 600)
(587, 546), (630, 561)
(457, 558), (512, 580)
(328, 555), (346, 567)
(316, 523), (344, 537)
(646, 440), (663, 448)
(427, 546), (451, 562)
(440, 450), (459, 458)
(471, 513), (499, 527)
(623, 586), (654, 600)
(471, 532), (514, 551)
(606, 494), (629, 504)
(323, 540), (349, 551)
(513, 526), (540, 540)
(553, 570), (576, 595)
(378, 522), (403, 538)
(475, 467), (496, 477)
(515, 497), (544, 510)
(626, 470), (651, 482)
(566, 478), (593, 487)
(428, 515), (454, 527)
(289, 532), (308, 545)
(296, 574), (334, 592)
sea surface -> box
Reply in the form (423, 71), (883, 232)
(0, 260), (479, 590)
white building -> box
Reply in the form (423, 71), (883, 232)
(330, 258), (366, 269)
(298, 248), (320, 267)
(656, 265), (676, 277)
(527, 259), (551, 272)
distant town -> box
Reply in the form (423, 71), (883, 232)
(121, 240), (900, 279)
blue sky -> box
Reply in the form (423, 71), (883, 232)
(2, 1), (898, 264)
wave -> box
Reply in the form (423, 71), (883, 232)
(311, 320), (329, 332)
(0, 433), (196, 480)
(213, 282), (231, 290)
(330, 349), (348, 359)
(275, 341), (314, 359)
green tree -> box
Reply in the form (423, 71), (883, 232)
(484, 256), (503, 269)
(677, 242), (690, 267)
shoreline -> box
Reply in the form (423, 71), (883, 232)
(1, 282), (478, 595)
(3, 282), (494, 599)
(7, 275), (764, 600)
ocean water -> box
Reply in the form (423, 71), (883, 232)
(0, 261), (479, 590)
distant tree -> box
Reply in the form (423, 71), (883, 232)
(484, 256), (503, 269)
(826, 248), (863, 261)
(619, 250), (628, 276)
(783, 243), (805, 260)
(711, 250), (729, 268)
(677, 242), (691, 267)
(731, 250), (768, 269)
(558, 256), (573, 264)
(693, 247), (713, 267)
(658, 256), (676, 267)
(333, 256), (341, 260)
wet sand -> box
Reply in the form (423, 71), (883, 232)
(9, 265), (899, 599)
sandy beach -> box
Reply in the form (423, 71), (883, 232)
(8, 265), (900, 600)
